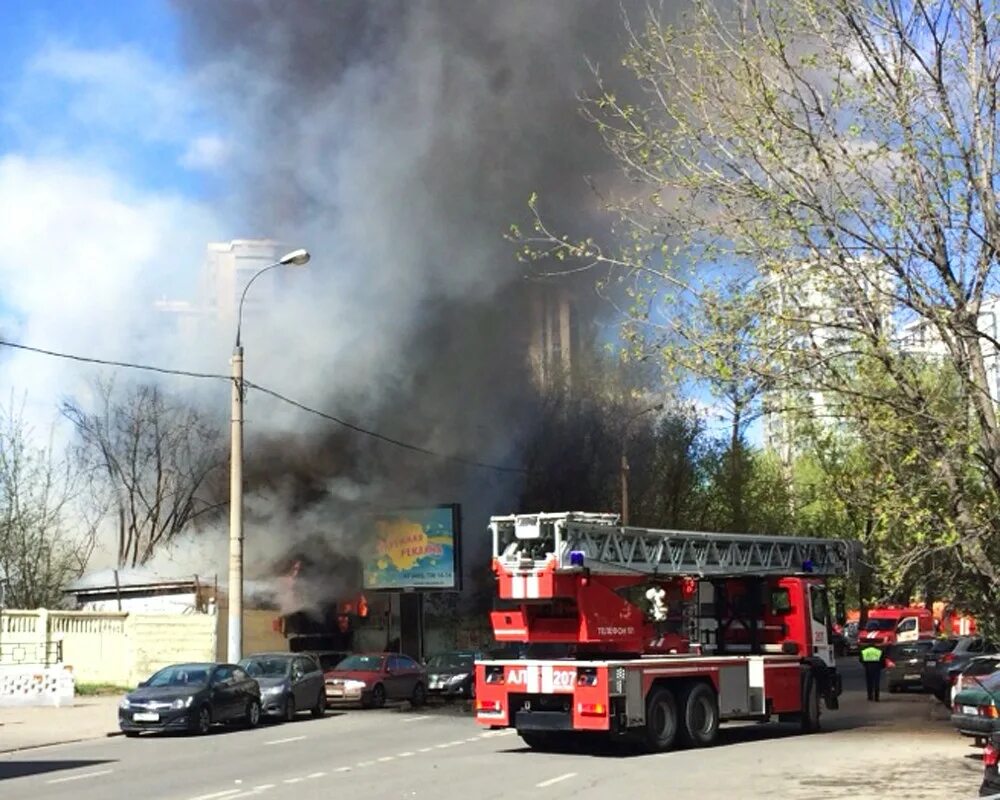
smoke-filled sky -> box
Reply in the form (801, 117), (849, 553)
(0, 0), (653, 590)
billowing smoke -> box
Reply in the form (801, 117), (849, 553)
(145, 0), (648, 612)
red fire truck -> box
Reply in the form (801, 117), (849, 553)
(474, 512), (861, 752)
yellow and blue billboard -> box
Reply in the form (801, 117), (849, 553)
(362, 504), (461, 591)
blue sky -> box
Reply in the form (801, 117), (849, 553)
(0, 0), (228, 427)
(0, 0), (224, 198)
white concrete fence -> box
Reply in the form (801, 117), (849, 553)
(0, 609), (218, 706)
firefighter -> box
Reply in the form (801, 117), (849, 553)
(859, 643), (886, 701)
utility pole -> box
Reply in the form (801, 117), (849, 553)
(620, 452), (630, 526)
(227, 344), (244, 663)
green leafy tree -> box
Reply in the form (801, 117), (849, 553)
(513, 0), (1000, 631)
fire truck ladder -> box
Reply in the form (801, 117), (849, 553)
(491, 512), (860, 578)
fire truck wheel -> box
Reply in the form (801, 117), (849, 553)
(642, 687), (679, 752)
(678, 683), (719, 748)
(801, 671), (821, 733)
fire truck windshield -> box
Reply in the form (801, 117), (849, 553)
(864, 618), (896, 631)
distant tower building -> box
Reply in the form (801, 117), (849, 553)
(201, 239), (287, 328)
(155, 239), (291, 340)
(528, 283), (578, 390)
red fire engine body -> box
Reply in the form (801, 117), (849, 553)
(474, 512), (861, 751)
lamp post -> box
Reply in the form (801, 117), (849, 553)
(228, 247), (310, 663)
(620, 402), (664, 526)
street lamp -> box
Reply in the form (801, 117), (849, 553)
(620, 402), (664, 527)
(228, 247), (310, 663)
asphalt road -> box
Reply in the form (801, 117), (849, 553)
(0, 661), (984, 800)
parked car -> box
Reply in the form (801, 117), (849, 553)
(238, 653), (325, 722)
(923, 637), (998, 702)
(119, 662), (261, 736)
(953, 655), (1000, 707)
(980, 731), (1000, 796)
(324, 653), (427, 708)
(425, 651), (481, 700)
(952, 670), (1000, 741)
(885, 641), (935, 692)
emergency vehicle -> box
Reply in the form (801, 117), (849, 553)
(859, 606), (935, 646)
(474, 512), (861, 752)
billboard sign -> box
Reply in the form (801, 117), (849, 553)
(362, 504), (461, 591)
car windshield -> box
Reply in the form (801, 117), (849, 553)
(238, 657), (290, 678)
(932, 639), (959, 653)
(426, 653), (474, 670)
(887, 643), (931, 659)
(966, 660), (1000, 677)
(864, 618), (897, 631)
(334, 655), (383, 671)
(146, 665), (210, 687)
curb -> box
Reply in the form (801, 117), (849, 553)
(0, 731), (122, 754)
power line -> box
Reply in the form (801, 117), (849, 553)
(0, 338), (527, 476)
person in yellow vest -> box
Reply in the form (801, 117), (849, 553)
(859, 643), (887, 701)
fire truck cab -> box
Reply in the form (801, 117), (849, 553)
(475, 512), (860, 752)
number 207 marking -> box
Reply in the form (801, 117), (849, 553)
(552, 671), (575, 689)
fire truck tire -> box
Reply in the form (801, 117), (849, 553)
(801, 671), (821, 733)
(641, 687), (679, 752)
(677, 683), (719, 748)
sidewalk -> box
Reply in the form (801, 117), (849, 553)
(0, 696), (121, 752)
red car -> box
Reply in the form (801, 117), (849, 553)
(324, 653), (427, 709)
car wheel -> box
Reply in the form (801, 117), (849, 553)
(411, 682), (427, 708)
(371, 683), (386, 709)
(284, 695), (296, 723)
(640, 687), (679, 753)
(194, 705), (212, 736)
(311, 691), (325, 718)
(245, 699), (261, 729)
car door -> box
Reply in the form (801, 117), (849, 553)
(394, 655), (421, 697)
(210, 665), (237, 721)
(299, 656), (323, 706)
(383, 656), (405, 699)
(232, 667), (255, 712)
(291, 657), (313, 708)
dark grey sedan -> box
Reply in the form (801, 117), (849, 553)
(886, 641), (935, 692)
(922, 637), (998, 702)
(239, 653), (325, 722)
(119, 663), (261, 736)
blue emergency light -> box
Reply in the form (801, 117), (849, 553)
(569, 551), (586, 567)
(801, 559), (815, 573)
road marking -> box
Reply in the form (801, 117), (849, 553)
(264, 735), (306, 745)
(334, 767), (351, 773)
(536, 773), (577, 789)
(253, 786), (275, 791)
(403, 715), (431, 722)
(435, 743), (452, 749)
(417, 747), (433, 753)
(307, 772), (326, 779)
(46, 769), (114, 785)
(357, 760), (375, 767)
(465, 737), (480, 743)
(449, 740), (465, 746)
(283, 778), (303, 785)
(182, 791), (241, 800)
(377, 756), (395, 762)
(398, 751), (415, 757)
